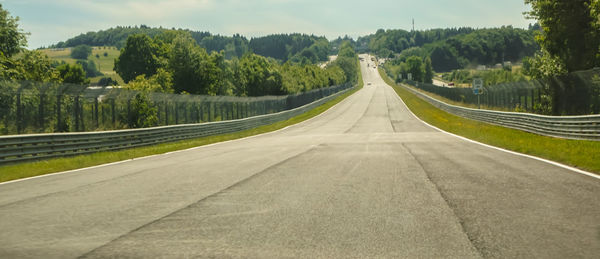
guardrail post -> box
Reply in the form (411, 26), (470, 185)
(199, 102), (204, 122)
(38, 93), (45, 131)
(164, 101), (168, 125)
(94, 97), (99, 129)
(101, 101), (105, 126)
(16, 92), (22, 134)
(531, 89), (535, 110)
(219, 102), (224, 121)
(74, 96), (80, 132)
(79, 96), (85, 132)
(175, 102), (179, 125)
(183, 102), (188, 124)
(209, 101), (212, 121)
(111, 98), (116, 127)
(56, 94), (62, 132)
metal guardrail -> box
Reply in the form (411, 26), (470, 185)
(0, 86), (355, 165)
(400, 83), (600, 141)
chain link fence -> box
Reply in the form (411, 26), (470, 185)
(0, 80), (352, 135)
(399, 68), (600, 115)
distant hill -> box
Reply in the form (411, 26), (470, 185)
(48, 26), (330, 62)
(357, 26), (539, 72)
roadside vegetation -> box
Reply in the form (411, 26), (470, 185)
(379, 68), (600, 174)
(375, 1), (600, 116)
(357, 26), (538, 72)
(0, 59), (362, 183)
(113, 32), (355, 96)
(440, 66), (527, 87)
(1, 3), (360, 135)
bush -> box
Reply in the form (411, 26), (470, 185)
(76, 60), (102, 78)
(71, 45), (92, 59)
(121, 93), (158, 128)
(97, 77), (118, 86)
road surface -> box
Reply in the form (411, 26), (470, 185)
(1, 55), (599, 258)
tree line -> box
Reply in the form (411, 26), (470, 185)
(359, 27), (538, 72)
(48, 25), (332, 64)
(383, 56), (434, 84)
(113, 31), (357, 97)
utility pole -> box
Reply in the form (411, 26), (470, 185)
(412, 18), (415, 32)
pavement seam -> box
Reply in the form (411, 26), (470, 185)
(0, 148), (242, 208)
(384, 86), (399, 133)
(344, 86), (376, 134)
(0, 168), (148, 209)
(388, 83), (600, 181)
(77, 146), (319, 258)
(400, 143), (484, 258)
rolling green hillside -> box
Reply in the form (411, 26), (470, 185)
(39, 47), (124, 84)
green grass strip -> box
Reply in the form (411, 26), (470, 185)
(378, 68), (600, 175)
(0, 76), (364, 183)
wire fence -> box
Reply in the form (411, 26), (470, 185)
(398, 68), (600, 115)
(0, 80), (353, 135)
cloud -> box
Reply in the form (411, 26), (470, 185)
(3, 0), (532, 48)
(58, 0), (216, 20)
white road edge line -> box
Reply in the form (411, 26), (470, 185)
(389, 83), (600, 180)
(0, 88), (360, 186)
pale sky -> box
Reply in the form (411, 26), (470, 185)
(1, 0), (533, 49)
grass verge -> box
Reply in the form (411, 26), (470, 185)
(379, 68), (600, 175)
(0, 78), (363, 183)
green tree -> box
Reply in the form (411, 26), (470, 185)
(114, 34), (160, 83)
(0, 51), (21, 79)
(97, 77), (118, 86)
(237, 53), (283, 96)
(126, 68), (174, 93)
(19, 51), (59, 82)
(123, 93), (158, 128)
(406, 56), (423, 82)
(57, 63), (88, 84)
(429, 45), (461, 72)
(330, 41), (358, 84)
(76, 60), (102, 78)
(423, 57), (434, 83)
(0, 4), (27, 57)
(169, 33), (212, 94)
(70, 44), (92, 59)
(525, 0), (600, 72)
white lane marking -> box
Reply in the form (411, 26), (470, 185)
(387, 82), (600, 180)
(0, 88), (361, 186)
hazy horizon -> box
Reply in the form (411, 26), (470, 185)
(1, 0), (532, 49)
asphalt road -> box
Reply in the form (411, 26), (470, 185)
(1, 55), (599, 258)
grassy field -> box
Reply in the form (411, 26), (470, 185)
(379, 68), (600, 175)
(0, 69), (364, 183)
(39, 47), (124, 84)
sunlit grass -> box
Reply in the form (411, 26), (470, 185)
(39, 47), (125, 84)
(379, 68), (600, 174)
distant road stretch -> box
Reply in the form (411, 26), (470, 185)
(1, 55), (598, 258)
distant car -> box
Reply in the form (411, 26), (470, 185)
(367, 82), (372, 85)
(448, 82), (455, 86)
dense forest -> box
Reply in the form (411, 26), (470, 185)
(48, 26), (331, 63)
(113, 30), (356, 97)
(359, 26), (539, 72)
